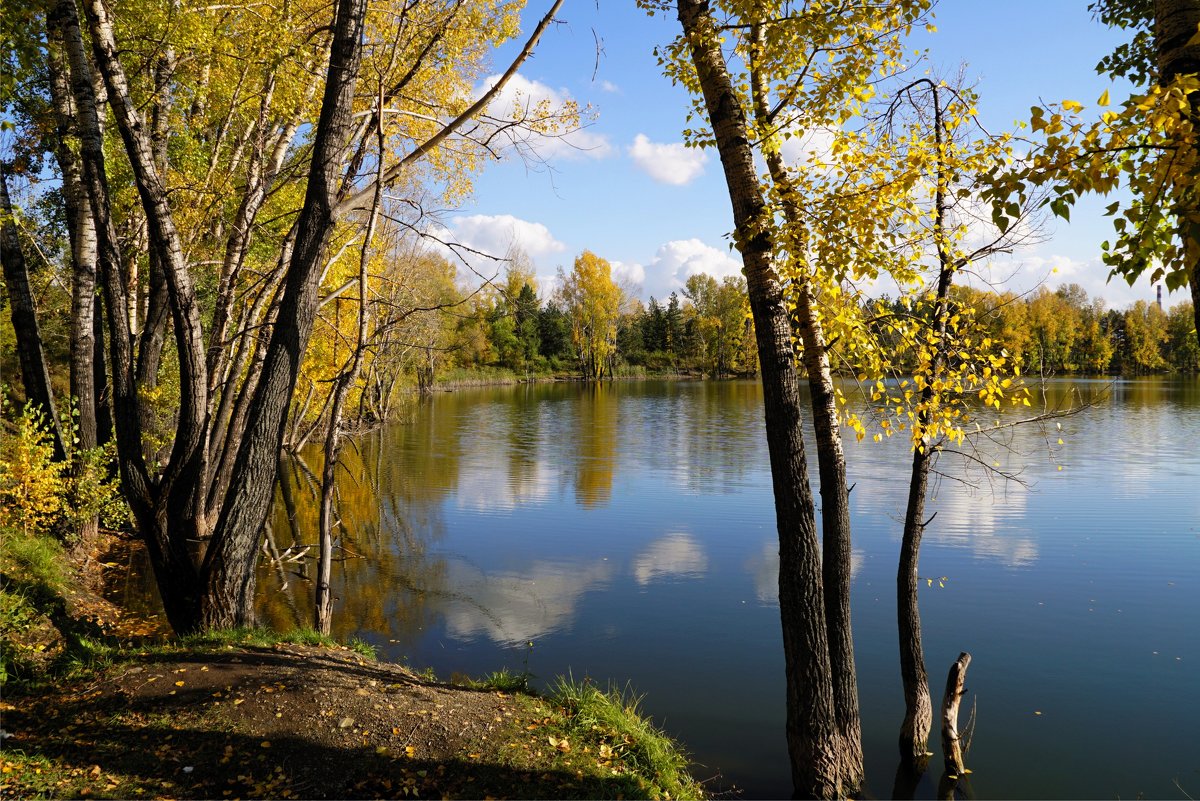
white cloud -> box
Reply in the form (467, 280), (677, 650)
(610, 259), (646, 290)
(778, 127), (835, 169)
(640, 238), (743, 300)
(627, 134), (708, 186)
(438, 213), (566, 284)
(598, 79), (620, 94)
(967, 249), (1161, 310)
(452, 214), (566, 261)
(479, 74), (612, 160)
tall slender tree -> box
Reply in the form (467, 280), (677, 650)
(669, 2), (844, 794)
(1, 164), (66, 463)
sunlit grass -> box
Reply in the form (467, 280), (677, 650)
(543, 676), (703, 800)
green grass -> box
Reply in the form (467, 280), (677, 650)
(545, 677), (703, 800)
(0, 525), (69, 591)
(464, 666), (531, 693)
(0, 526), (76, 689)
(179, 626), (339, 650)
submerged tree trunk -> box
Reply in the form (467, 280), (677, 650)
(940, 651), (971, 777)
(1, 165), (67, 463)
(676, 2), (846, 796)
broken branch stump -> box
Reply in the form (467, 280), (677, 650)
(941, 651), (971, 777)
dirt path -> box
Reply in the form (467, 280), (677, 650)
(1, 643), (677, 799)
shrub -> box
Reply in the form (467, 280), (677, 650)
(0, 401), (65, 536)
(0, 397), (129, 540)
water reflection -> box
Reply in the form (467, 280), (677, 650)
(662, 382), (763, 493)
(440, 558), (614, 645)
(745, 540), (866, 604)
(575, 383), (619, 507)
(927, 483), (1038, 568)
(107, 377), (1200, 799)
(632, 532), (708, 585)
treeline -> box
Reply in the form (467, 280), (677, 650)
(385, 248), (758, 387)
(947, 284), (1198, 375)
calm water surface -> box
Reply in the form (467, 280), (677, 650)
(127, 378), (1200, 797)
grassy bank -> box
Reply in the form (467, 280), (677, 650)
(0, 527), (702, 799)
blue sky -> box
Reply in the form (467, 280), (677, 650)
(445, 1), (1173, 311)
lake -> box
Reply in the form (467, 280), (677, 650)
(117, 377), (1200, 797)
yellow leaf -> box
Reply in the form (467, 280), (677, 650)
(174, 681), (185, 687)
(260, 741), (271, 748)
(1097, 89), (1110, 107)
(1062, 99), (1083, 112)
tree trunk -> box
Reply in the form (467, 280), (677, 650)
(897, 447), (934, 764)
(316, 88), (384, 635)
(898, 80), (956, 768)
(46, 28), (101, 544)
(83, 0), (211, 539)
(1, 165), (67, 463)
(675, 2), (845, 796)
(54, 0), (191, 631)
(745, 26), (863, 782)
(201, 0), (369, 629)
